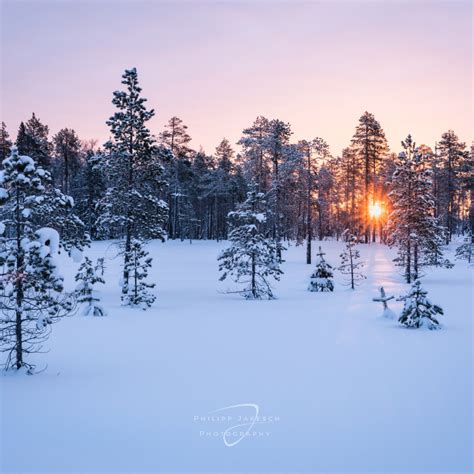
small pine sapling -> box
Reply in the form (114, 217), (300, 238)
(338, 233), (366, 289)
(218, 189), (283, 299)
(372, 286), (395, 319)
(75, 257), (106, 316)
(121, 239), (156, 309)
(308, 246), (334, 292)
(398, 279), (443, 330)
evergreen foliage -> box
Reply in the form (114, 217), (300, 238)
(218, 189), (283, 299)
(398, 279), (443, 330)
(0, 147), (75, 371)
(75, 257), (106, 316)
(339, 232), (365, 289)
(308, 246), (334, 292)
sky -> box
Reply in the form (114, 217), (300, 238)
(1, 0), (472, 156)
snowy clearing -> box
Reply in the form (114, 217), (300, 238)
(1, 240), (472, 473)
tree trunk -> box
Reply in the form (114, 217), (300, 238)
(15, 189), (23, 369)
(251, 253), (256, 298)
(306, 150), (312, 264)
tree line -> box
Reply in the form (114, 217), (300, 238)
(1, 67), (472, 370)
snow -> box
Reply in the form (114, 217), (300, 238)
(35, 227), (60, 256)
(0, 187), (8, 200)
(0, 240), (471, 472)
(69, 246), (83, 263)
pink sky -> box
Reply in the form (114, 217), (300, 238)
(1, 0), (472, 155)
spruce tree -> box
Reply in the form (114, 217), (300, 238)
(98, 68), (167, 307)
(218, 189), (283, 299)
(0, 147), (74, 371)
(339, 232), (365, 289)
(398, 279), (443, 330)
(75, 257), (106, 316)
(308, 246), (334, 292)
(121, 238), (156, 309)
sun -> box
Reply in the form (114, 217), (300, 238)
(369, 201), (383, 219)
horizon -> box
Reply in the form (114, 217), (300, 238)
(1, 0), (472, 156)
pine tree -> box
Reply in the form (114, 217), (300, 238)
(386, 135), (449, 282)
(339, 232), (365, 289)
(52, 128), (82, 195)
(398, 279), (443, 330)
(238, 116), (271, 194)
(337, 146), (364, 237)
(75, 257), (106, 316)
(0, 147), (75, 371)
(16, 113), (51, 169)
(266, 119), (292, 260)
(0, 122), (12, 161)
(437, 130), (468, 242)
(121, 238), (156, 309)
(98, 68), (167, 307)
(308, 246), (334, 292)
(350, 112), (389, 243)
(297, 138), (330, 263)
(455, 231), (473, 264)
(74, 151), (106, 239)
(160, 116), (193, 239)
(218, 189), (283, 299)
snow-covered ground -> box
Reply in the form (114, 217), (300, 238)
(1, 240), (472, 473)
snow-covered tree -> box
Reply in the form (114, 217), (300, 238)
(75, 257), (106, 316)
(308, 246), (334, 292)
(98, 68), (168, 307)
(386, 135), (450, 282)
(74, 151), (106, 240)
(398, 279), (443, 330)
(0, 147), (75, 371)
(121, 238), (156, 309)
(455, 231), (473, 264)
(218, 189), (283, 299)
(437, 130), (468, 242)
(296, 138), (330, 263)
(339, 232), (365, 289)
(237, 116), (271, 194)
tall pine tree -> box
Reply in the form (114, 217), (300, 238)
(98, 68), (168, 307)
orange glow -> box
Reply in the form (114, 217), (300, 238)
(369, 201), (383, 219)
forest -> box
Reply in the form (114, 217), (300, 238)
(1, 67), (473, 371)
